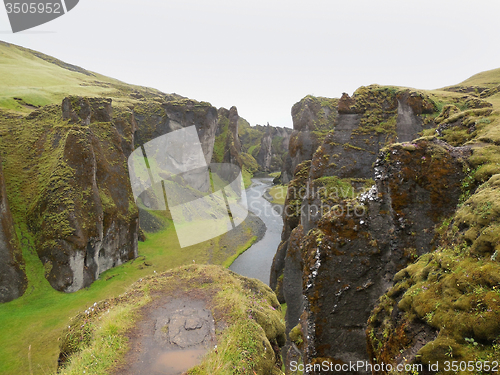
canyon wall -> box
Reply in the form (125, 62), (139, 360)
(271, 85), (499, 373)
(0, 158), (27, 302)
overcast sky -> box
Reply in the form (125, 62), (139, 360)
(1, 0), (500, 128)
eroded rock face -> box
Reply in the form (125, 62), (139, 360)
(223, 106), (242, 167)
(309, 88), (436, 181)
(133, 98), (218, 165)
(281, 96), (338, 184)
(270, 160), (311, 299)
(254, 125), (291, 172)
(272, 88), (436, 299)
(256, 127), (273, 171)
(299, 139), (468, 370)
(28, 97), (139, 292)
(0, 159), (27, 303)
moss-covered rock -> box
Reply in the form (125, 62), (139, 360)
(58, 265), (286, 375)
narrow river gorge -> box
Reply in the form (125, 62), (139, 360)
(229, 178), (283, 285)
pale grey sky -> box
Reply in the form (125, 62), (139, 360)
(1, 0), (500, 128)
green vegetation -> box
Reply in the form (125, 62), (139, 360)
(0, 42), (261, 375)
(453, 67), (500, 88)
(0, 41), (167, 115)
(57, 265), (285, 375)
(222, 235), (258, 268)
(312, 176), (373, 205)
(0, 206), (259, 374)
(369, 240), (500, 370)
(268, 185), (288, 205)
(289, 324), (304, 347)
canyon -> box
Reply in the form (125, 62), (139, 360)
(1, 40), (500, 374)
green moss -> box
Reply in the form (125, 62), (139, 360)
(468, 145), (500, 183)
(268, 185), (288, 205)
(239, 152), (259, 174)
(289, 323), (304, 346)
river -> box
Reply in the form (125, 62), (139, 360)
(229, 178), (283, 285)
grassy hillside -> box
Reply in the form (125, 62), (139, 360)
(0, 41), (167, 113)
(455, 67), (500, 88)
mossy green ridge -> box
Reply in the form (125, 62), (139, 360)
(0, 41), (167, 114)
(58, 265), (286, 375)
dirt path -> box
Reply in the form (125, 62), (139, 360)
(115, 291), (217, 375)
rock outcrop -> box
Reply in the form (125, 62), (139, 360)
(255, 124), (291, 172)
(299, 138), (468, 370)
(9, 95), (224, 293)
(133, 97), (218, 165)
(270, 86), (472, 372)
(26, 97), (139, 292)
(281, 96), (338, 184)
(214, 109), (292, 174)
(271, 80), (500, 373)
(272, 87), (436, 299)
(221, 106), (243, 167)
(0, 158), (27, 303)
(58, 265), (286, 375)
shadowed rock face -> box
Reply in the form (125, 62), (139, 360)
(0, 159), (27, 303)
(281, 96), (338, 184)
(28, 97), (140, 292)
(133, 98), (218, 165)
(270, 88), (464, 373)
(256, 127), (273, 171)
(272, 88), (436, 296)
(223, 106), (242, 168)
(29, 96), (221, 293)
(255, 125), (291, 172)
(309, 89), (436, 181)
(300, 139), (468, 370)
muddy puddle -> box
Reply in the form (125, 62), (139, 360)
(117, 298), (216, 375)
(151, 349), (207, 374)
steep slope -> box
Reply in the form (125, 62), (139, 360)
(271, 70), (500, 373)
(0, 40), (166, 113)
(0, 158), (26, 302)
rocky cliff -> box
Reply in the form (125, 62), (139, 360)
(0, 97), (140, 292)
(133, 96), (218, 166)
(0, 158), (27, 302)
(254, 124), (291, 172)
(212, 106), (242, 167)
(271, 80), (500, 373)
(0, 91), (222, 294)
(281, 96), (338, 183)
(213, 108), (292, 174)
